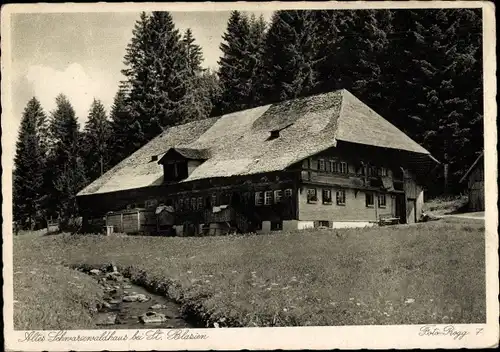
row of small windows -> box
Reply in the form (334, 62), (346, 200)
(131, 189), (295, 211)
(128, 188), (387, 210)
(255, 189), (293, 206)
(315, 158), (390, 177)
(318, 159), (349, 174)
(307, 188), (346, 205)
(307, 188), (387, 208)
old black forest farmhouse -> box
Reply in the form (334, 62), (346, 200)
(77, 90), (439, 235)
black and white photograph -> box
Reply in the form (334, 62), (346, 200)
(2, 1), (498, 350)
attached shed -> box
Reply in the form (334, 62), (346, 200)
(106, 208), (156, 234)
(459, 152), (484, 212)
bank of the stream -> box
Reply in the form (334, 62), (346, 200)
(74, 264), (200, 329)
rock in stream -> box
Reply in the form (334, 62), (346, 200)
(140, 311), (168, 324)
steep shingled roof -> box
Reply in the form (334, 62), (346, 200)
(78, 89), (435, 196)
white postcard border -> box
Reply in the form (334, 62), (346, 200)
(2, 1), (498, 350)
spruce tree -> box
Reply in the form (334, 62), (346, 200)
(145, 11), (185, 131)
(261, 10), (320, 104)
(247, 14), (267, 107)
(82, 99), (111, 182)
(109, 86), (145, 166)
(122, 12), (158, 142)
(176, 28), (214, 123)
(182, 28), (204, 76)
(122, 12), (208, 140)
(312, 10), (393, 110)
(216, 11), (253, 115)
(47, 94), (87, 227)
(13, 98), (47, 229)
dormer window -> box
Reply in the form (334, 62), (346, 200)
(158, 147), (210, 183)
(164, 161), (188, 181)
(150, 155), (158, 162)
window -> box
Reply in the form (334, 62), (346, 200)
(336, 190), (346, 205)
(255, 192), (263, 206)
(191, 198), (197, 210)
(366, 193), (374, 207)
(330, 160), (348, 174)
(166, 198), (173, 207)
(185, 198), (190, 210)
(178, 198), (184, 211)
(274, 190), (283, 203)
(331, 161), (339, 173)
(378, 194), (387, 208)
(318, 220), (330, 228)
(264, 191), (273, 205)
(270, 221), (283, 231)
(307, 188), (317, 203)
(163, 161), (188, 181)
(284, 188), (293, 197)
(328, 160), (336, 173)
(318, 159), (326, 171)
(322, 189), (332, 204)
(211, 193), (217, 207)
(197, 197), (203, 210)
(378, 167), (388, 177)
(340, 162), (348, 174)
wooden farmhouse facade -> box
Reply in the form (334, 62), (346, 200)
(77, 90), (439, 236)
(459, 152), (484, 212)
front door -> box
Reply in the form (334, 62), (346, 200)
(395, 194), (406, 224)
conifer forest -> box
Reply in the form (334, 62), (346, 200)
(14, 9), (483, 229)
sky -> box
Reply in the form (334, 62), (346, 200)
(9, 11), (273, 132)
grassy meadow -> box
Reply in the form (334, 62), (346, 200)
(13, 217), (485, 329)
(13, 233), (103, 330)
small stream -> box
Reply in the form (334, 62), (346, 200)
(80, 267), (196, 329)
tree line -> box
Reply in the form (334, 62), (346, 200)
(14, 9), (482, 229)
